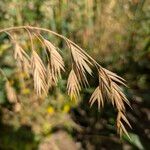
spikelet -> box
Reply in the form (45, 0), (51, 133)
(89, 86), (104, 109)
(31, 50), (47, 96)
(67, 69), (81, 100)
(70, 43), (92, 86)
(44, 39), (65, 85)
(90, 67), (131, 137)
(14, 43), (30, 75)
(111, 82), (130, 109)
(117, 111), (132, 139)
(103, 68), (127, 87)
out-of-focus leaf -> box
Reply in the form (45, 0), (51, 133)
(0, 91), (5, 104)
(124, 133), (145, 150)
(2, 68), (14, 77)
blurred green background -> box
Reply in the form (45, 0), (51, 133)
(0, 0), (150, 150)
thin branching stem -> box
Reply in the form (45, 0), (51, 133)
(24, 27), (34, 51)
(0, 26), (100, 68)
(0, 68), (9, 82)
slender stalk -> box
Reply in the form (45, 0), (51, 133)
(0, 68), (9, 82)
(0, 26), (100, 67)
(24, 27), (34, 51)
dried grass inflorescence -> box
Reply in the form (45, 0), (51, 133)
(0, 26), (131, 138)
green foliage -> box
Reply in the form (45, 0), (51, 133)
(0, 0), (150, 149)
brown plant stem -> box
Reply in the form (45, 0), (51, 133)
(0, 26), (100, 68)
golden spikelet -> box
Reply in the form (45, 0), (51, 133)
(31, 50), (47, 96)
(89, 86), (104, 109)
(44, 39), (65, 85)
(117, 111), (132, 139)
(67, 69), (81, 100)
(90, 67), (131, 138)
(111, 82), (130, 110)
(70, 43), (92, 86)
(14, 43), (30, 74)
(103, 68), (127, 87)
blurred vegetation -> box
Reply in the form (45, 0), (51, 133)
(0, 0), (150, 150)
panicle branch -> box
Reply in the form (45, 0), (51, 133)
(0, 26), (131, 137)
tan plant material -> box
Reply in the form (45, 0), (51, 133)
(67, 69), (81, 100)
(31, 50), (47, 96)
(70, 43), (92, 87)
(5, 81), (17, 103)
(89, 86), (104, 109)
(13, 102), (21, 112)
(117, 111), (132, 139)
(44, 39), (65, 85)
(0, 26), (131, 138)
(90, 67), (131, 138)
(14, 42), (31, 74)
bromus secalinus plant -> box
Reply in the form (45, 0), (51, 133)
(0, 26), (131, 138)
